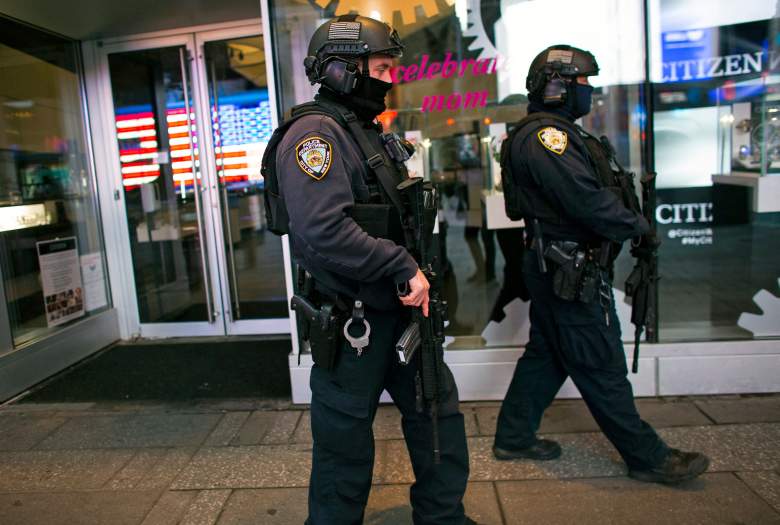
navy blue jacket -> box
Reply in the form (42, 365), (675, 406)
(277, 113), (417, 310)
(509, 110), (649, 243)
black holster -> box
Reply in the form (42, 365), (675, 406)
(543, 241), (600, 303)
(290, 294), (342, 371)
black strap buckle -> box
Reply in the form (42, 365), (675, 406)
(367, 154), (384, 169)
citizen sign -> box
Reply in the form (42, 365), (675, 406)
(661, 51), (771, 82)
(655, 202), (713, 225)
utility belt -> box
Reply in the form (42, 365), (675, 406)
(544, 241), (608, 303)
(290, 268), (376, 372)
(528, 235), (611, 305)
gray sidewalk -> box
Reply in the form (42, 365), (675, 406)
(1, 395), (779, 524)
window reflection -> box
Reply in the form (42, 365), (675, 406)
(649, 0), (780, 340)
(271, 0), (647, 347)
(0, 17), (110, 347)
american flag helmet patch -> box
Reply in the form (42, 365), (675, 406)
(328, 21), (361, 40)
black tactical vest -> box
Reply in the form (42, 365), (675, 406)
(500, 111), (641, 228)
(261, 99), (408, 246)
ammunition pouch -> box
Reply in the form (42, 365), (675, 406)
(543, 241), (602, 303)
(290, 294), (344, 372)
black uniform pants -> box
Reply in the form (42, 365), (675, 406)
(306, 306), (469, 525)
(494, 251), (669, 471)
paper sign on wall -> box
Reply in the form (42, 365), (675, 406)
(80, 252), (108, 312)
(37, 237), (85, 327)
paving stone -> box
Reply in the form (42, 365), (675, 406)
(36, 414), (221, 450)
(292, 411), (311, 443)
(260, 411), (302, 444)
(372, 407), (408, 440)
(475, 403), (600, 437)
(0, 449), (134, 490)
(141, 491), (198, 525)
(230, 412), (275, 446)
(374, 434), (624, 485)
(495, 473), (780, 524)
(658, 423), (780, 472)
(363, 482), (502, 524)
(696, 397), (780, 424)
(205, 413), (251, 447)
(180, 489), (232, 525)
(634, 399), (713, 428)
(364, 484), (413, 524)
(106, 449), (171, 489)
(136, 448), (199, 489)
(172, 444), (312, 489)
(462, 482), (504, 525)
(737, 470), (780, 514)
(475, 399), (712, 438)
(475, 407), (500, 436)
(216, 488), (309, 524)
(0, 403), (94, 414)
(232, 411), (301, 446)
(463, 408), (480, 437)
(0, 414), (67, 451)
(0, 490), (161, 525)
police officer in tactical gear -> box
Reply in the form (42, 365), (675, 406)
(263, 15), (472, 523)
(494, 45), (710, 484)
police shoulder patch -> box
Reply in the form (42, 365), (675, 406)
(537, 127), (568, 155)
(295, 136), (333, 180)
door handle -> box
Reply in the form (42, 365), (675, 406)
(179, 47), (216, 324)
(209, 59), (241, 322)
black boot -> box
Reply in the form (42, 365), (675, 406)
(492, 439), (562, 461)
(628, 448), (710, 484)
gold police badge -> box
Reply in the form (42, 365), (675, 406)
(296, 136), (333, 180)
(538, 127), (568, 155)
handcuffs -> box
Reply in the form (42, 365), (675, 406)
(343, 300), (371, 356)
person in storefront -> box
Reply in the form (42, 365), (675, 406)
(493, 44), (710, 485)
(262, 15), (473, 524)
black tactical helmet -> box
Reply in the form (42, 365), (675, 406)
(304, 15), (403, 94)
(526, 45), (599, 105)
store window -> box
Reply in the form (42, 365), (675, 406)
(269, 0), (647, 348)
(649, 0), (780, 341)
(0, 17), (111, 350)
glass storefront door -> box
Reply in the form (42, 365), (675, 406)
(100, 27), (287, 337)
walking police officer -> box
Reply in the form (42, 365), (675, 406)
(261, 15), (472, 524)
(494, 45), (710, 484)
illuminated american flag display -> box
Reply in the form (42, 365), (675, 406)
(115, 90), (272, 192)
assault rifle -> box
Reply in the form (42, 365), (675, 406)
(625, 171), (659, 373)
(395, 177), (447, 463)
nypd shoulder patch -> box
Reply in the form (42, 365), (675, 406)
(538, 127), (568, 155)
(296, 136), (333, 180)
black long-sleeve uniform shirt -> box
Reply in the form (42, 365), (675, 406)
(276, 113), (417, 310)
(509, 113), (649, 244)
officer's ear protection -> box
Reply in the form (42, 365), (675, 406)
(541, 61), (570, 106)
(304, 55), (360, 94)
(543, 71), (567, 106)
(525, 59), (579, 107)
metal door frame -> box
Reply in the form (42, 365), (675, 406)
(85, 19), (292, 339)
(90, 33), (225, 338)
(193, 24), (289, 335)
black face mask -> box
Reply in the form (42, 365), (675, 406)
(570, 83), (594, 119)
(350, 75), (392, 121)
(319, 74), (392, 122)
